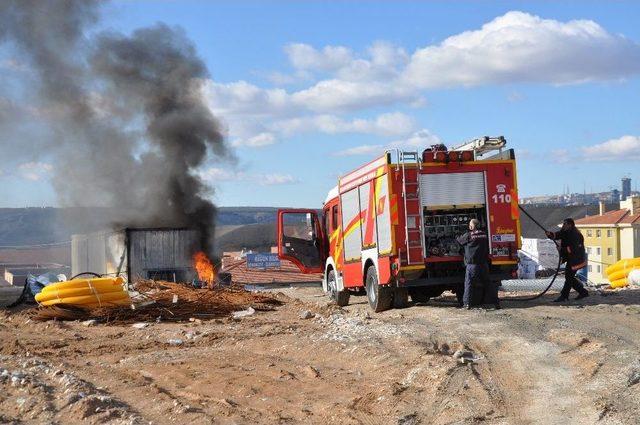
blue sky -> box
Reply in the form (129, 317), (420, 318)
(1, 1), (640, 207)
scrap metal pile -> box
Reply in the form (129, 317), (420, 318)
(32, 279), (282, 323)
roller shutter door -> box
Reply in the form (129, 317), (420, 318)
(420, 172), (486, 209)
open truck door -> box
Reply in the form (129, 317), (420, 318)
(277, 209), (324, 273)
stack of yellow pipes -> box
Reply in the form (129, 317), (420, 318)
(34, 276), (130, 308)
(604, 258), (640, 288)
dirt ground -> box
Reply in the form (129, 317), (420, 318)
(1, 285), (640, 424)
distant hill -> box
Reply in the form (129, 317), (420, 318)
(214, 222), (277, 255)
(215, 207), (278, 225)
(0, 207), (115, 246)
(1, 204), (618, 249)
(0, 206), (280, 247)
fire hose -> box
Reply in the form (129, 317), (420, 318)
(508, 204), (563, 302)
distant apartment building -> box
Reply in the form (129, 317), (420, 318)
(611, 189), (621, 203)
(574, 196), (640, 283)
(621, 177), (631, 201)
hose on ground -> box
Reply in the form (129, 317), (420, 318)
(509, 204), (563, 302)
(70, 272), (103, 279)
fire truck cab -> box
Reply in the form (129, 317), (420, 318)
(277, 136), (521, 312)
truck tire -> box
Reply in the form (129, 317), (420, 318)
(327, 269), (349, 307)
(409, 288), (430, 303)
(393, 287), (409, 308)
(365, 266), (392, 312)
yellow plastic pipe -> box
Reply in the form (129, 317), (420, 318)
(39, 291), (130, 307)
(606, 258), (640, 277)
(610, 278), (628, 289)
(41, 277), (125, 293)
(607, 266), (640, 282)
(35, 285), (125, 303)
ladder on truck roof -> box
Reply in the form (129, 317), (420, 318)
(398, 151), (425, 265)
(451, 136), (506, 160)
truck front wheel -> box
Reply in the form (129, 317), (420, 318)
(327, 269), (349, 307)
(366, 266), (392, 312)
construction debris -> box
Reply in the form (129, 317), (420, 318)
(31, 280), (282, 323)
(231, 307), (256, 319)
(299, 309), (315, 319)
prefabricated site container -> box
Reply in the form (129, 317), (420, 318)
(71, 228), (200, 282)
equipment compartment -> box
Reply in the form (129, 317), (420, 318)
(423, 207), (487, 257)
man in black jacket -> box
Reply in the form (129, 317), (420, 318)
(456, 219), (499, 309)
(546, 218), (589, 302)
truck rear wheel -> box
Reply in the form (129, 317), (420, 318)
(409, 288), (430, 303)
(327, 270), (349, 307)
(366, 266), (392, 312)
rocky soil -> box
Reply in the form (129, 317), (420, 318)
(1, 286), (639, 424)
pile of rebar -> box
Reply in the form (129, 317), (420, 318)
(33, 280), (282, 323)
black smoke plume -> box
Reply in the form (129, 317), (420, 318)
(0, 1), (228, 256)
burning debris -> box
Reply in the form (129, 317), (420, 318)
(193, 251), (216, 288)
(0, 0), (230, 257)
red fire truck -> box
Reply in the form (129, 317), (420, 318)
(277, 136), (521, 311)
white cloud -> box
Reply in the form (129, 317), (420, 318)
(334, 145), (382, 157)
(260, 173), (298, 185)
(205, 80), (292, 116)
(285, 43), (353, 72)
(231, 132), (277, 147)
(198, 167), (245, 182)
(551, 149), (571, 163)
(515, 149), (537, 160)
(272, 112), (415, 137)
(581, 135), (640, 161)
(334, 129), (441, 157)
(198, 167), (297, 186)
(403, 11), (640, 88)
(289, 79), (417, 112)
(204, 11), (640, 152)
(283, 41), (408, 84)
(388, 129), (441, 149)
(18, 162), (53, 181)
(507, 91), (525, 103)
(266, 70), (312, 85)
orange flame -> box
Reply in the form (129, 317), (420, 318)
(193, 251), (215, 287)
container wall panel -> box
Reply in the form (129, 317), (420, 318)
(74, 228), (199, 283)
(71, 235), (88, 277)
(105, 232), (127, 279)
(128, 229), (199, 281)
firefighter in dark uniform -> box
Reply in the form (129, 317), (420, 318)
(546, 218), (589, 302)
(456, 219), (500, 309)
